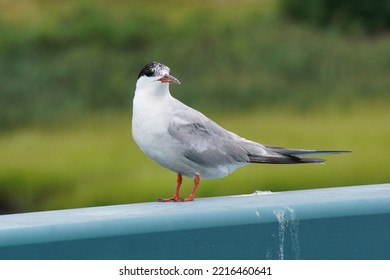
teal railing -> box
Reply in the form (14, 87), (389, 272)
(0, 183), (389, 260)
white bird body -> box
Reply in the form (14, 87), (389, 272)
(132, 80), (249, 179)
(132, 62), (349, 201)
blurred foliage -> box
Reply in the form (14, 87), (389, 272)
(280, 0), (390, 34)
(0, 0), (389, 213)
(0, 0), (389, 129)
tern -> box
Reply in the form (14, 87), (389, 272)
(132, 62), (349, 202)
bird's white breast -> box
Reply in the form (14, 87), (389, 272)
(133, 86), (170, 152)
(132, 84), (187, 173)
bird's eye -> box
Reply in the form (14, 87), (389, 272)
(144, 69), (154, 77)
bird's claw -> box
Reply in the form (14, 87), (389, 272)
(158, 196), (194, 202)
(158, 196), (184, 202)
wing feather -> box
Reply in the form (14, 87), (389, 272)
(167, 110), (251, 167)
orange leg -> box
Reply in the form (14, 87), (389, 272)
(183, 175), (200, 202)
(158, 173), (184, 202)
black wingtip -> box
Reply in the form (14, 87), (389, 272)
(298, 157), (326, 164)
(248, 154), (325, 164)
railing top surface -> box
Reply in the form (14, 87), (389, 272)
(0, 183), (389, 247)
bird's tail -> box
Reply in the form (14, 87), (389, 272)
(249, 145), (351, 164)
(265, 145), (351, 157)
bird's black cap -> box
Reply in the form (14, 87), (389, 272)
(138, 62), (170, 79)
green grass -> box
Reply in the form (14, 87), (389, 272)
(1, 102), (389, 213)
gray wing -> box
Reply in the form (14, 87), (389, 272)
(167, 110), (254, 167)
(166, 108), (304, 167)
(167, 106), (337, 165)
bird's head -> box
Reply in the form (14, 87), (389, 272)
(136, 62), (180, 91)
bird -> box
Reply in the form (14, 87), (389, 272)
(132, 62), (349, 202)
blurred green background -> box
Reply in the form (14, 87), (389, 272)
(0, 0), (389, 214)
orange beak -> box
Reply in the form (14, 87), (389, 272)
(159, 74), (181, 84)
